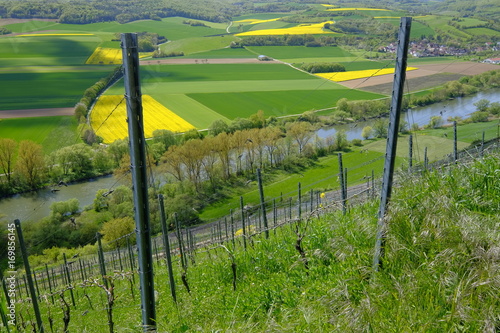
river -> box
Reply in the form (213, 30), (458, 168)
(1, 88), (499, 223)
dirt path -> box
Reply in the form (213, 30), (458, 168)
(337, 61), (499, 89)
(0, 108), (74, 119)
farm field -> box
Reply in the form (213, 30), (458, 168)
(0, 116), (80, 152)
(90, 95), (195, 143)
(102, 62), (385, 129)
(0, 71), (112, 110)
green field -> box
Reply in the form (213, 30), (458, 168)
(0, 71), (112, 110)
(466, 27), (500, 36)
(0, 116), (80, 152)
(188, 89), (385, 119)
(0, 36), (101, 67)
(376, 18), (435, 39)
(140, 63), (317, 82)
(160, 36), (242, 56)
(5, 17), (228, 40)
(245, 46), (356, 60)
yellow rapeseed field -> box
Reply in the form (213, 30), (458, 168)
(234, 18), (281, 24)
(90, 95), (195, 143)
(16, 33), (95, 37)
(315, 67), (418, 82)
(85, 47), (122, 65)
(85, 47), (151, 65)
(235, 21), (335, 36)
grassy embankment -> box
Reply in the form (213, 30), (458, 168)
(13, 151), (500, 332)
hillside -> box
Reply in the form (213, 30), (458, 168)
(7, 150), (500, 331)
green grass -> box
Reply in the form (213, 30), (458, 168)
(6, 17), (228, 40)
(0, 116), (81, 152)
(245, 45), (356, 60)
(465, 27), (500, 36)
(376, 18), (435, 39)
(200, 149), (387, 220)
(187, 89), (385, 120)
(140, 63), (317, 82)
(0, 36), (101, 67)
(419, 121), (500, 144)
(16, 153), (499, 331)
(0, 71), (112, 110)
(183, 47), (257, 59)
(160, 36), (241, 56)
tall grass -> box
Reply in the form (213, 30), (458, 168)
(14, 153), (500, 332)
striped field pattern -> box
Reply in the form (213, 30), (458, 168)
(90, 95), (195, 143)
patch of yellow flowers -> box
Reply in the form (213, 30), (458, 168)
(90, 95), (195, 143)
(235, 21), (335, 36)
(85, 47), (151, 65)
(234, 18), (281, 24)
(315, 67), (418, 82)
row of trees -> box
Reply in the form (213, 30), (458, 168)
(0, 0), (236, 24)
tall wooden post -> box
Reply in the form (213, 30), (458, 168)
(257, 168), (269, 238)
(338, 153), (347, 214)
(15, 219), (44, 332)
(121, 33), (156, 331)
(373, 17), (412, 271)
(158, 195), (177, 303)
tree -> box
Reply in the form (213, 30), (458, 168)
(473, 99), (490, 112)
(373, 119), (389, 138)
(286, 121), (314, 155)
(208, 119), (230, 136)
(336, 98), (350, 113)
(0, 138), (16, 184)
(101, 217), (135, 249)
(15, 140), (46, 189)
(361, 126), (373, 140)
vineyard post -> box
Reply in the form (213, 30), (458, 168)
(78, 259), (86, 282)
(1, 273), (11, 307)
(126, 238), (136, 284)
(424, 147), (428, 170)
(298, 182), (302, 220)
(63, 253), (76, 307)
(14, 219), (44, 333)
(96, 232), (108, 288)
(32, 271), (41, 302)
(481, 131), (485, 157)
(117, 247), (124, 271)
(338, 153), (346, 215)
(158, 194), (177, 303)
(344, 168), (348, 204)
(230, 209), (235, 247)
(122, 32), (156, 331)
(44, 264), (54, 304)
(257, 168), (269, 238)
(408, 134), (413, 171)
(273, 198), (277, 229)
(453, 121), (458, 163)
(371, 170), (375, 199)
(174, 213), (186, 270)
(240, 196), (247, 250)
(310, 189), (313, 212)
(224, 217), (228, 242)
(373, 17), (412, 272)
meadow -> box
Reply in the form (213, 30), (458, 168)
(0, 71), (112, 110)
(0, 116), (80, 152)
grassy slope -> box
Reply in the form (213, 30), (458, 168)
(0, 116), (81, 153)
(0, 71), (112, 110)
(19, 152), (500, 332)
(187, 89), (385, 120)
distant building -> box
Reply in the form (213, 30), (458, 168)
(258, 55), (272, 61)
(483, 58), (500, 64)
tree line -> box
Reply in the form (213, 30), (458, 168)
(0, 0), (237, 24)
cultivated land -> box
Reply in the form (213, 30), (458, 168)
(0, 6), (498, 142)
